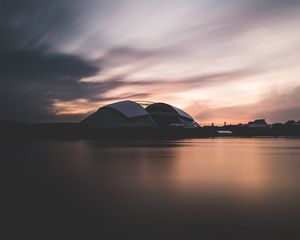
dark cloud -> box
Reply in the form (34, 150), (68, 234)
(169, 68), (259, 88)
(0, 48), (100, 121)
(0, 0), (102, 121)
(116, 67), (259, 90)
(100, 46), (174, 63)
(0, 0), (78, 49)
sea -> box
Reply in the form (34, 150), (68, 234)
(2, 138), (300, 239)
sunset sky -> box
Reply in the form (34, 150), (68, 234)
(1, 0), (300, 125)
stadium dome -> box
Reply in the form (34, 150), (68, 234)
(81, 100), (199, 128)
(146, 103), (198, 128)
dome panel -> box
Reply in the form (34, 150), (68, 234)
(105, 100), (149, 118)
(81, 108), (126, 128)
(145, 102), (197, 128)
(172, 106), (193, 120)
(146, 103), (177, 114)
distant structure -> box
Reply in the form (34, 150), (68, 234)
(81, 100), (199, 128)
(247, 119), (270, 128)
(216, 130), (233, 136)
(285, 120), (300, 126)
(135, 100), (155, 108)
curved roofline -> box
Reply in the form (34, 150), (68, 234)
(99, 100), (150, 119)
(147, 102), (193, 121)
(81, 100), (198, 128)
(100, 106), (128, 119)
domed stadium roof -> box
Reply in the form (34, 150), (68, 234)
(81, 100), (199, 128)
(105, 100), (149, 118)
(145, 103), (198, 128)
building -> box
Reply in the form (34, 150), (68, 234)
(81, 100), (199, 128)
(285, 120), (300, 126)
(247, 119), (270, 128)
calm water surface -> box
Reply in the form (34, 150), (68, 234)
(2, 138), (300, 239)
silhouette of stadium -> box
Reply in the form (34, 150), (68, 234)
(81, 100), (199, 128)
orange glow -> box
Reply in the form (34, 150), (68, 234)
(50, 1), (300, 124)
(117, 138), (299, 199)
(52, 99), (101, 115)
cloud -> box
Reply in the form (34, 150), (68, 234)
(0, 0), (101, 121)
(0, 0), (300, 122)
(53, 66), (260, 119)
(188, 86), (300, 125)
(0, 48), (100, 121)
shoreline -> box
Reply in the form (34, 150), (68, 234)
(1, 121), (300, 141)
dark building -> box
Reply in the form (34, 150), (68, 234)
(247, 119), (269, 128)
(81, 100), (199, 128)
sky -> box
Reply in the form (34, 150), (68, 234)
(1, 0), (300, 125)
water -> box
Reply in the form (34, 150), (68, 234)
(2, 138), (300, 239)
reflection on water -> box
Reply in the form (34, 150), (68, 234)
(2, 138), (300, 239)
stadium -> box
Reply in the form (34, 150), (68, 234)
(81, 100), (199, 128)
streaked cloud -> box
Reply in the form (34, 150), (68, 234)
(1, 0), (300, 123)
